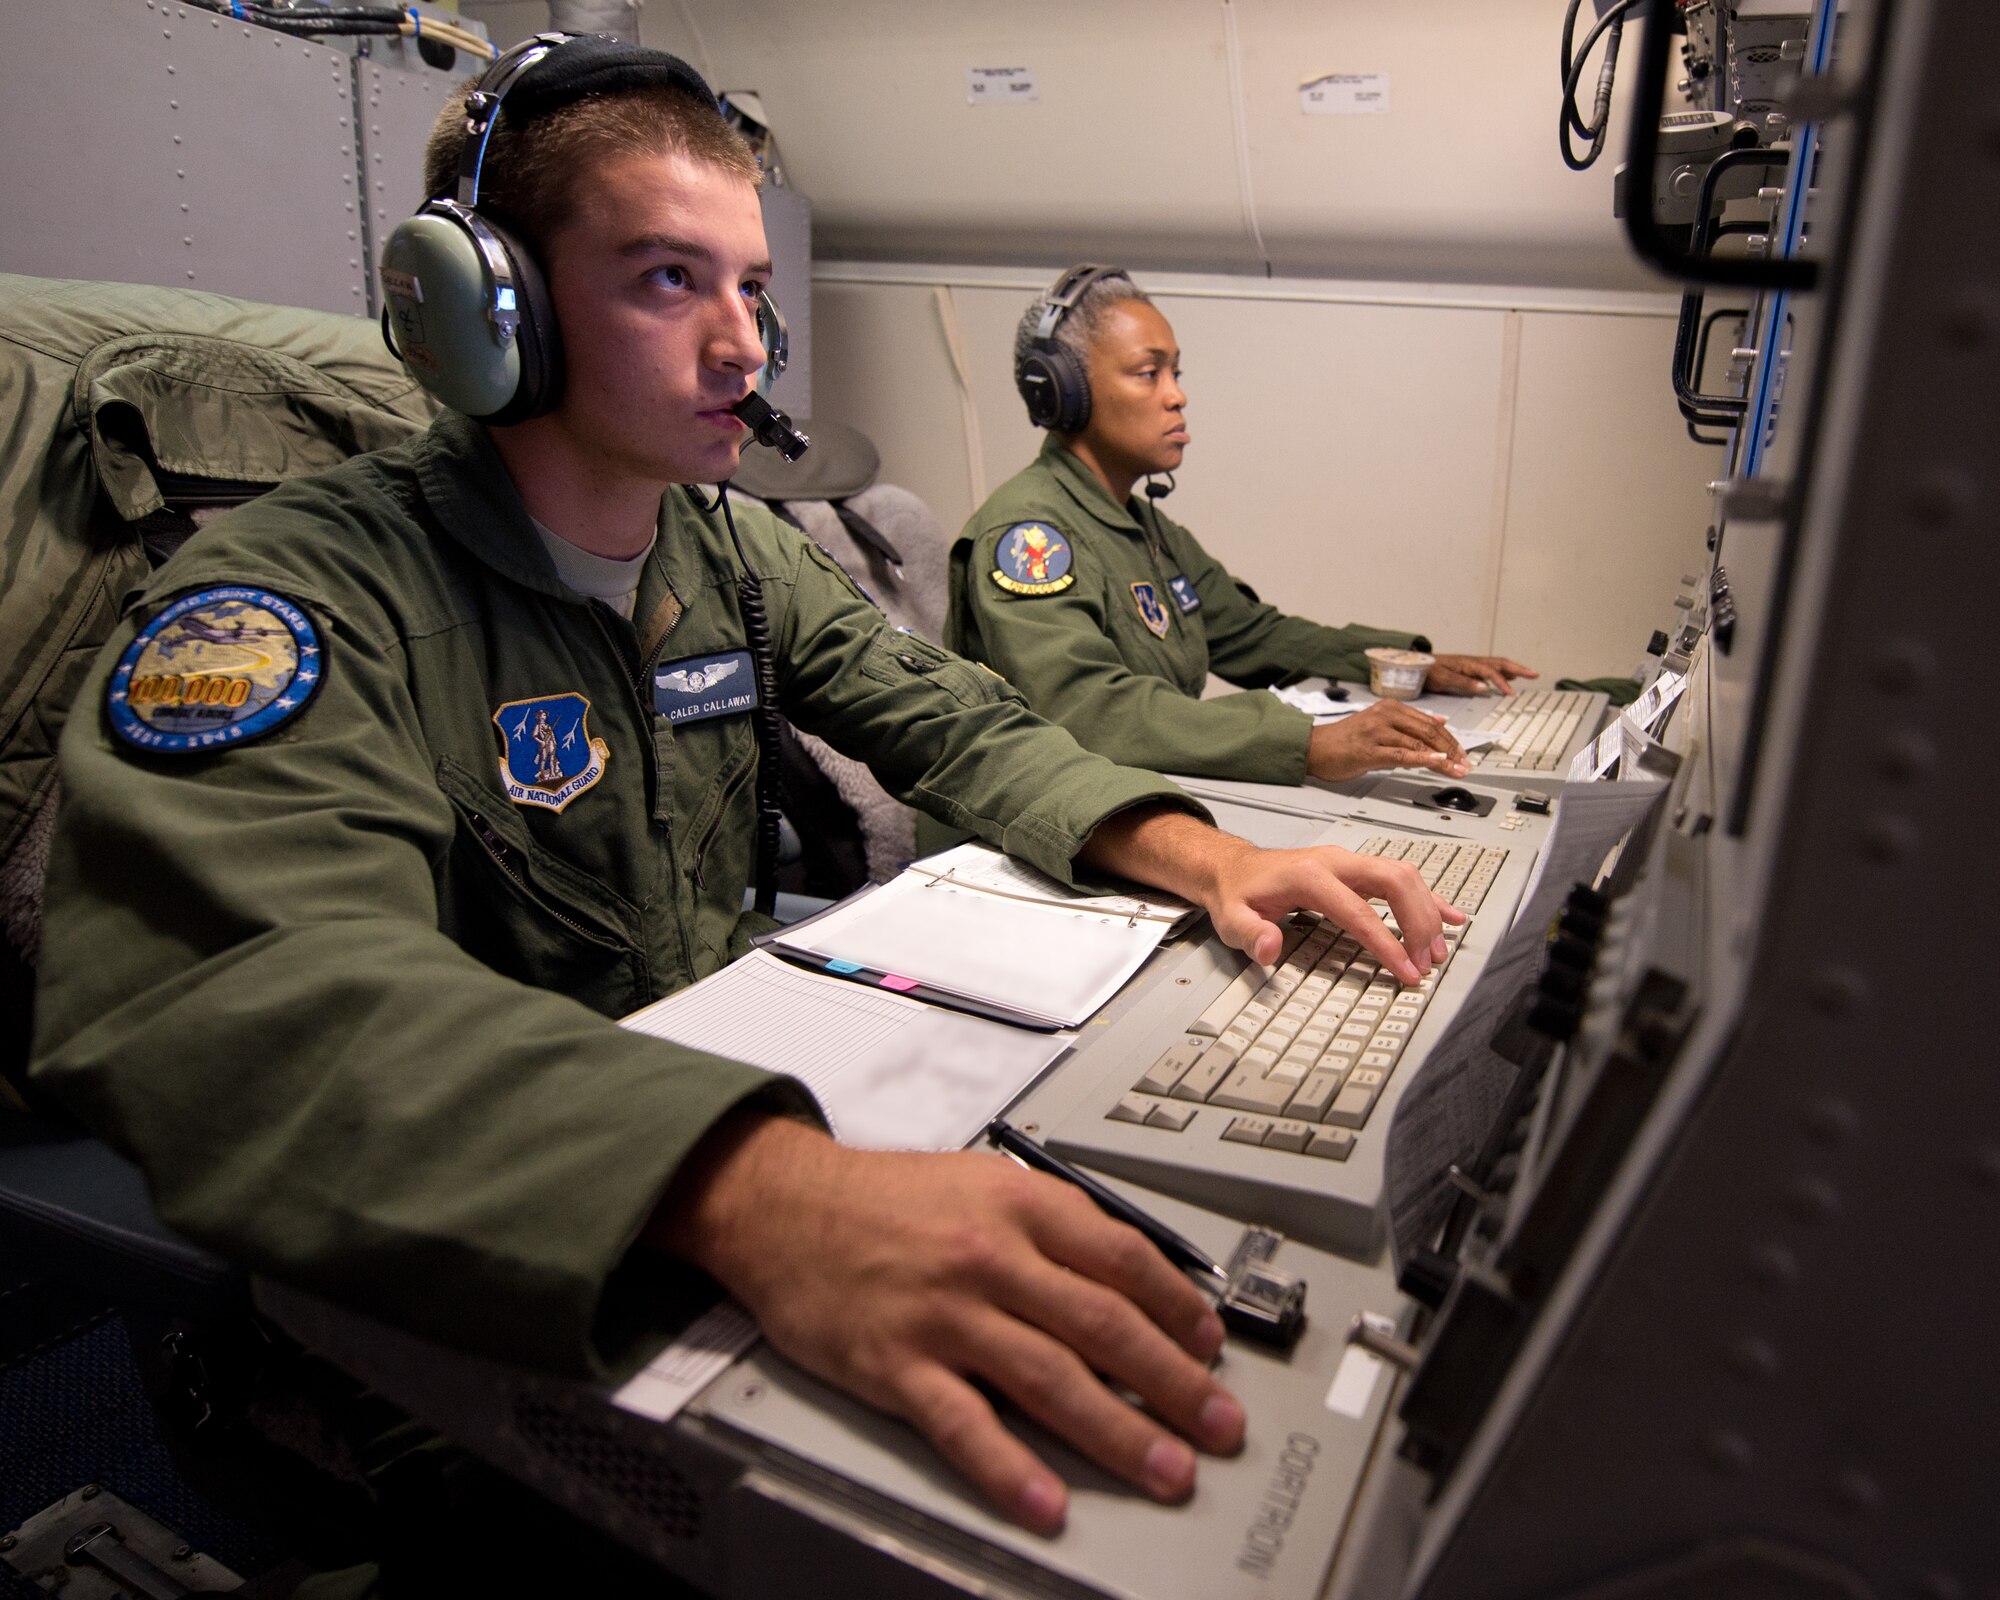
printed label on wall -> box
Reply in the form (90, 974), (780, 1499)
(967, 66), (1039, 106)
(1301, 73), (1391, 115)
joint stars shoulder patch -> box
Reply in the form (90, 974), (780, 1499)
(106, 585), (325, 754)
(990, 520), (1074, 596)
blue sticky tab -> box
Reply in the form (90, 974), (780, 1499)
(106, 586), (324, 755)
(825, 958), (863, 974)
(654, 649), (759, 725)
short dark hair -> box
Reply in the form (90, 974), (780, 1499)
(422, 78), (762, 257)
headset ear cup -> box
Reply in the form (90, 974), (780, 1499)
(1015, 342), (1091, 433)
(1047, 343), (1091, 434)
(475, 213), (565, 425)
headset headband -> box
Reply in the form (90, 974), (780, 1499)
(1032, 263), (1131, 343)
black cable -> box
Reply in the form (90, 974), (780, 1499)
(1560, 0), (1644, 171)
(689, 484), (785, 918)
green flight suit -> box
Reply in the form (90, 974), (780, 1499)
(947, 438), (1426, 784)
(30, 410), (1199, 1380)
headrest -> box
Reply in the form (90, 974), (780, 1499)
(730, 418), (880, 502)
(505, 39), (721, 126)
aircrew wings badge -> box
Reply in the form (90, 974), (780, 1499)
(990, 520), (1074, 596)
(494, 693), (610, 812)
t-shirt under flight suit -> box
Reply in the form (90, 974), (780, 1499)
(30, 411), (1200, 1379)
(948, 438), (1426, 785)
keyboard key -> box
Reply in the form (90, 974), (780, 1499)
(1137, 1041), (1205, 1095)
(1172, 1048), (1234, 1102)
(1326, 1085), (1376, 1128)
(1146, 1101), (1197, 1132)
(1109, 1093), (1153, 1125)
(1287, 1069), (1346, 1121)
(1347, 1068), (1386, 1091)
(1212, 1070), (1296, 1114)
(1263, 1118), (1312, 1153)
(1222, 1115), (1273, 1146)
(1359, 1050), (1399, 1071)
(1306, 1128), (1356, 1161)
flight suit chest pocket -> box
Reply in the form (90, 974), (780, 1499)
(660, 709), (758, 892)
(434, 757), (648, 1015)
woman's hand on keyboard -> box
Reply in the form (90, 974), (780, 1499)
(1203, 838), (1465, 982)
(651, 1113), (1247, 1538)
(1307, 700), (1469, 781)
(1427, 653), (1539, 695)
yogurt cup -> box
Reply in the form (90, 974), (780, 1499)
(1365, 646), (1435, 701)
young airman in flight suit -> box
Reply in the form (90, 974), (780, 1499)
(949, 268), (1540, 786)
(30, 42), (1457, 1557)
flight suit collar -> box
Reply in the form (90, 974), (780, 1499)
(1038, 435), (1144, 539)
(414, 410), (574, 600)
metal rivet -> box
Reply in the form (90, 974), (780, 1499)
(1805, 1099), (1857, 1147)
(1808, 967), (1866, 1016)
(1833, 1468), (1881, 1513)
(80, 1484), (100, 1499)
(1788, 1176), (1841, 1224)
(1749, 1243), (1799, 1288)
(1730, 1336), (1779, 1378)
(1704, 1428), (1753, 1472)
(1877, 731), (1935, 783)
(1875, 640), (1936, 697)
(1860, 815), (1918, 864)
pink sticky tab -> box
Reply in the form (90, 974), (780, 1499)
(878, 974), (920, 992)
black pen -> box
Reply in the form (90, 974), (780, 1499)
(986, 1119), (1231, 1289)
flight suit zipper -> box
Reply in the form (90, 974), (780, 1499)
(462, 806), (621, 947)
(688, 754), (756, 889)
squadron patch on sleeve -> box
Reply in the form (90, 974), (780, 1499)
(493, 693), (610, 812)
(106, 586), (324, 754)
(990, 521), (1074, 596)
(1131, 581), (1172, 638)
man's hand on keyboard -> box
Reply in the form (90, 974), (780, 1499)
(652, 1115), (1247, 1537)
(1426, 653), (1539, 696)
(1199, 838), (1465, 981)
(1307, 699), (1469, 781)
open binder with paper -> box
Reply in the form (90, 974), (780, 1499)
(756, 843), (1191, 1031)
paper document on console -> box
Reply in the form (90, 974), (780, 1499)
(911, 839), (1200, 932)
(1382, 778), (1669, 1267)
(769, 872), (1170, 1029)
(621, 951), (1069, 1151)
(613, 952), (1074, 1423)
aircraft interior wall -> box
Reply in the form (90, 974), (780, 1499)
(455, 0), (1718, 678)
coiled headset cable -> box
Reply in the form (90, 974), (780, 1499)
(685, 483), (784, 917)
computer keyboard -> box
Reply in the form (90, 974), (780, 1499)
(1464, 688), (1598, 773)
(1024, 830), (1533, 1258)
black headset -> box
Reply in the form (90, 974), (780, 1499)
(378, 32), (794, 429)
(1013, 262), (1133, 434)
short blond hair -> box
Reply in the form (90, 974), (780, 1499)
(422, 79), (761, 257)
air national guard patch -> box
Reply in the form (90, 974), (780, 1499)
(493, 693), (609, 813)
(106, 586), (323, 754)
(1131, 581), (1172, 638)
(653, 649), (759, 725)
(1168, 574), (1202, 614)
(991, 521), (1073, 596)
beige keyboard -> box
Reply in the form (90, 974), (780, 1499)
(1106, 836), (1508, 1160)
(1465, 689), (1597, 773)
